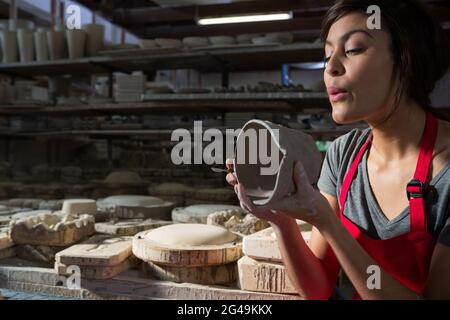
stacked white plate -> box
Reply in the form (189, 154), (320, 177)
(237, 34), (261, 44)
(224, 113), (256, 128)
(114, 73), (146, 103)
(182, 37), (209, 48)
(208, 35), (236, 46)
(138, 39), (158, 49)
(154, 38), (183, 49)
(251, 32), (294, 45)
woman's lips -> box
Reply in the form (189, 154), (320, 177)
(327, 87), (349, 103)
(330, 92), (349, 102)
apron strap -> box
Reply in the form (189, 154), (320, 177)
(339, 132), (373, 215)
(339, 112), (438, 233)
(408, 112), (439, 233)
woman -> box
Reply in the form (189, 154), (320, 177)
(226, 0), (450, 300)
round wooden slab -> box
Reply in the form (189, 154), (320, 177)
(143, 260), (237, 285)
(132, 224), (242, 267)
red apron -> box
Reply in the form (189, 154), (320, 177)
(339, 112), (438, 299)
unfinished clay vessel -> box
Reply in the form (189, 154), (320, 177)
(9, 212), (95, 246)
(17, 28), (34, 62)
(0, 30), (18, 63)
(34, 28), (49, 61)
(46, 28), (66, 60)
(171, 204), (243, 224)
(96, 195), (174, 220)
(66, 29), (86, 59)
(61, 199), (96, 216)
(81, 23), (104, 56)
(234, 119), (322, 206)
(148, 182), (192, 206)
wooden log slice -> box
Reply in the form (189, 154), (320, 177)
(237, 256), (297, 295)
(142, 260), (237, 285)
(132, 224), (242, 267)
(243, 222), (311, 263)
(55, 255), (139, 280)
(95, 219), (172, 236)
(56, 235), (132, 267)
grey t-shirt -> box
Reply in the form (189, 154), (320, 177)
(317, 128), (450, 246)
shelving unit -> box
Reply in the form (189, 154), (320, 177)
(0, 43), (324, 77)
(0, 92), (330, 116)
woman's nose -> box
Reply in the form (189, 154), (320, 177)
(325, 54), (345, 77)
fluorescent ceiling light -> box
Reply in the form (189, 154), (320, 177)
(198, 12), (292, 25)
(290, 62), (326, 70)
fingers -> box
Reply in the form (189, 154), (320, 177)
(236, 183), (252, 212)
(237, 184), (272, 216)
(225, 158), (234, 170)
(225, 159), (237, 186)
(226, 172), (237, 186)
(293, 161), (311, 191)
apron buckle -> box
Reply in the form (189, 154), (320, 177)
(406, 179), (426, 199)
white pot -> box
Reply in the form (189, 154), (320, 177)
(155, 38), (183, 48)
(234, 120), (322, 206)
(17, 28), (34, 62)
(182, 37), (209, 48)
(208, 36), (236, 46)
(66, 29), (86, 59)
(265, 32), (294, 44)
(0, 30), (18, 63)
(81, 24), (104, 56)
(138, 39), (158, 49)
(34, 28), (49, 61)
(237, 34), (260, 44)
(47, 29), (66, 60)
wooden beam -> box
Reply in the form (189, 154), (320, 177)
(113, 0), (334, 26)
(9, 0), (17, 21)
(133, 17), (323, 38)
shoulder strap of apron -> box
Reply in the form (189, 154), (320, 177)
(339, 132), (373, 214)
(408, 112), (439, 233)
(339, 112), (439, 231)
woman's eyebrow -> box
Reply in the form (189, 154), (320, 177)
(325, 29), (374, 46)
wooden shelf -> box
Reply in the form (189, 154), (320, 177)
(0, 93), (330, 116)
(0, 127), (355, 140)
(142, 91), (327, 100)
(0, 43), (324, 77)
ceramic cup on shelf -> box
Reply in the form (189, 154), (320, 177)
(17, 28), (34, 62)
(34, 27), (49, 61)
(234, 119), (322, 206)
(66, 29), (86, 59)
(47, 27), (66, 60)
(0, 30), (18, 63)
(81, 23), (104, 56)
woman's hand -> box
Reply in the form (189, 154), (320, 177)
(225, 158), (333, 228)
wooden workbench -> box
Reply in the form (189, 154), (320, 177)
(0, 258), (301, 300)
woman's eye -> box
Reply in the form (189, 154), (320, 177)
(345, 48), (364, 55)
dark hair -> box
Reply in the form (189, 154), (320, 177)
(320, 0), (449, 118)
